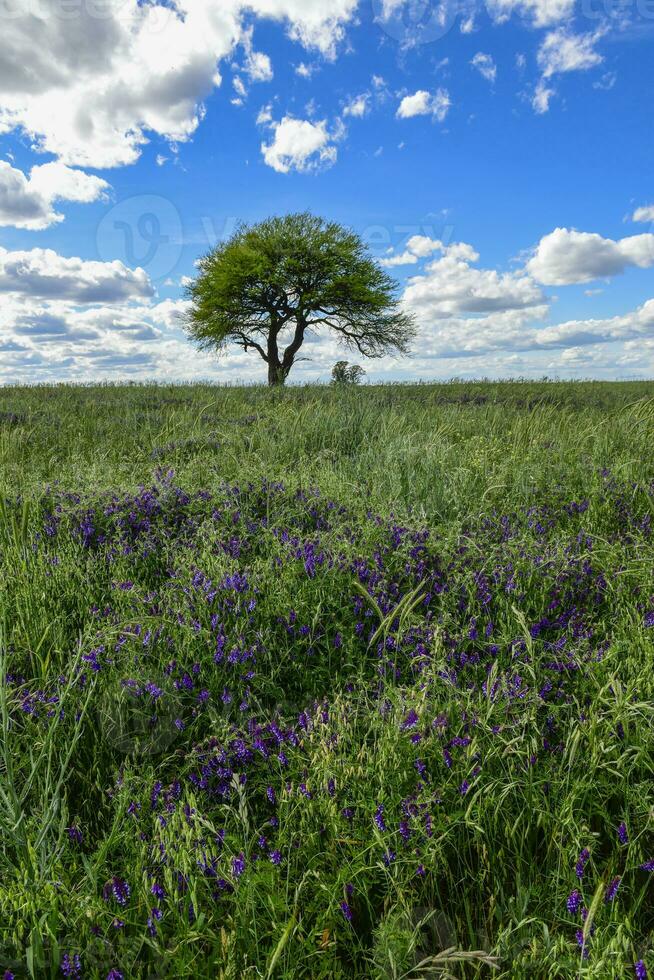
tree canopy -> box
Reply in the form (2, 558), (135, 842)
(184, 212), (416, 385)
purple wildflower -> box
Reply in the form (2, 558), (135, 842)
(232, 853), (246, 878)
(269, 850), (282, 865)
(60, 953), (81, 979)
(401, 709), (419, 731)
(605, 877), (621, 902)
(575, 848), (590, 879)
(618, 822), (629, 845)
(374, 804), (386, 832)
(575, 930), (589, 960)
(566, 889), (582, 915)
(340, 901), (353, 922)
(635, 961), (648, 979)
(640, 860), (654, 872)
(66, 825), (83, 845)
(104, 876), (130, 906)
(107, 972), (124, 980)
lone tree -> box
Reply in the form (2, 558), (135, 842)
(184, 212), (415, 386)
(331, 361), (366, 385)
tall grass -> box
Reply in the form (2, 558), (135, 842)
(0, 380), (653, 978)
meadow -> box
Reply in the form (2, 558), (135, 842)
(1, 379), (653, 979)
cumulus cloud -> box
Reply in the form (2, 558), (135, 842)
(632, 205), (654, 223)
(403, 244), (544, 320)
(260, 115), (342, 173)
(527, 227), (654, 285)
(343, 94), (370, 118)
(0, 0), (358, 170)
(531, 26), (605, 115)
(487, 0), (575, 27)
(0, 160), (109, 229)
(240, 26), (274, 83)
(380, 236), (471, 267)
(0, 246), (153, 303)
(396, 89), (451, 122)
(470, 52), (497, 83)
(537, 28), (604, 78)
(532, 80), (555, 114)
(531, 28), (604, 111)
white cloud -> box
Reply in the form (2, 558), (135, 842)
(527, 227), (654, 285)
(256, 104), (274, 126)
(632, 205), (654, 223)
(532, 80), (555, 114)
(470, 52), (497, 83)
(343, 94), (370, 118)
(0, 0), (358, 170)
(403, 244), (544, 319)
(531, 28), (605, 112)
(0, 160), (109, 230)
(0, 246), (153, 303)
(240, 26), (274, 83)
(396, 89), (451, 122)
(380, 235), (448, 267)
(261, 116), (342, 173)
(487, 0), (576, 28)
(537, 27), (604, 79)
(295, 62), (315, 78)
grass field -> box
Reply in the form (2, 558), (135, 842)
(1, 380), (654, 979)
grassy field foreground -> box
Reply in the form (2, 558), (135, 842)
(1, 380), (654, 978)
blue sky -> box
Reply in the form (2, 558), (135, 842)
(0, 0), (653, 383)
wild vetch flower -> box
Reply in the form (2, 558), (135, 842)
(4, 972), (15, 980)
(232, 853), (246, 878)
(106, 972), (124, 980)
(575, 930), (589, 959)
(575, 848), (590, 879)
(605, 877), (621, 902)
(104, 877), (130, 906)
(618, 822), (629, 845)
(401, 709), (419, 731)
(269, 850), (282, 865)
(67, 825), (83, 844)
(382, 850), (396, 866)
(266, 786), (276, 805)
(340, 901), (353, 921)
(566, 889), (582, 915)
(60, 953), (81, 978)
(640, 859), (654, 871)
(634, 961), (648, 979)
(374, 804), (386, 832)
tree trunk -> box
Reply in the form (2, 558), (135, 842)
(268, 361), (285, 386)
